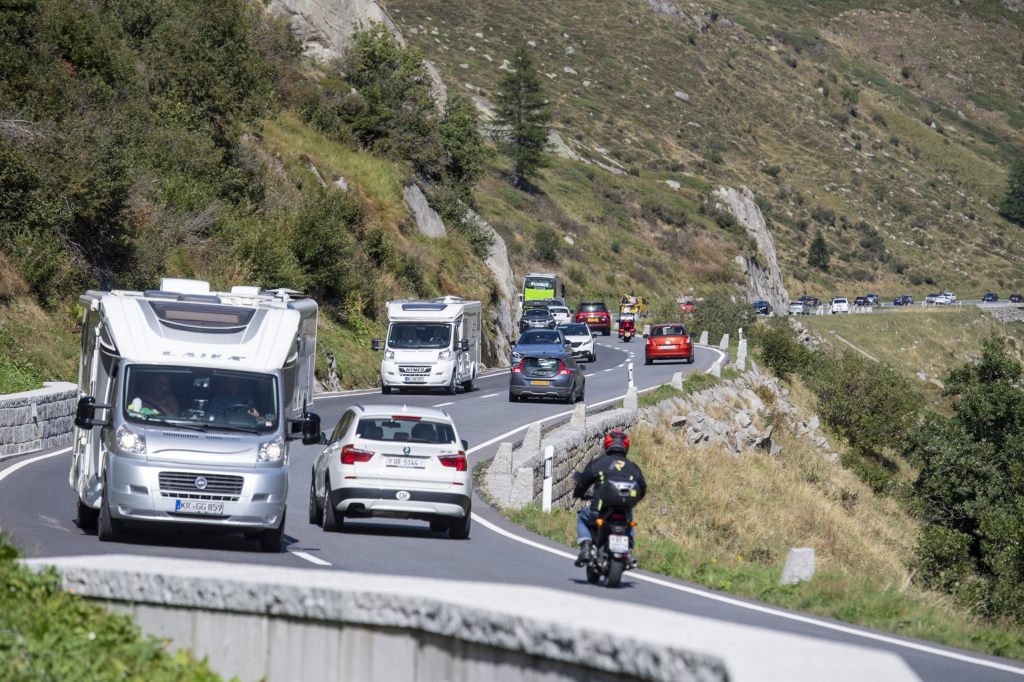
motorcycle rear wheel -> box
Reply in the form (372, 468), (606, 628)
(606, 558), (625, 588)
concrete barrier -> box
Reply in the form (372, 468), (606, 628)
(24, 554), (920, 682)
(0, 381), (77, 459)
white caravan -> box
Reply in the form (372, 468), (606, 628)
(69, 277), (322, 552)
(373, 297), (482, 394)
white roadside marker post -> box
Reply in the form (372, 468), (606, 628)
(627, 361), (634, 388)
(542, 445), (554, 513)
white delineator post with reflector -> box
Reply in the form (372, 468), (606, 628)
(542, 445), (554, 512)
(627, 361), (634, 388)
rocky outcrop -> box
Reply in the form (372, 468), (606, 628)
(465, 210), (519, 367)
(403, 184), (446, 238)
(268, 0), (447, 112)
(268, 0), (394, 62)
(713, 186), (789, 314)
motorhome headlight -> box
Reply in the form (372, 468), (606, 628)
(115, 426), (147, 456)
(438, 350), (452, 360)
(384, 349), (395, 360)
(257, 437), (285, 463)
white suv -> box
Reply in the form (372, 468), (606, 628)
(309, 405), (471, 538)
(831, 297), (850, 314)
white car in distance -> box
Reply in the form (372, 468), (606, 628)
(309, 405), (471, 539)
(558, 322), (596, 362)
(831, 297), (850, 314)
(548, 306), (571, 325)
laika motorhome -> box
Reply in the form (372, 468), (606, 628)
(372, 297), (482, 395)
(70, 278), (322, 552)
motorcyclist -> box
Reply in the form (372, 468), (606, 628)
(618, 314), (635, 339)
(572, 428), (647, 567)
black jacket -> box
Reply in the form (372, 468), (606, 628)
(572, 453), (647, 510)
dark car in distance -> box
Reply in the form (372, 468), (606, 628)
(509, 352), (585, 403)
(865, 294), (881, 306)
(752, 300), (772, 315)
(982, 292), (999, 303)
(1010, 294), (1023, 304)
(893, 295), (914, 306)
(519, 307), (556, 333)
(854, 296), (868, 307)
(574, 301), (611, 336)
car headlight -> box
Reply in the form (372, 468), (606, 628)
(438, 350), (452, 360)
(115, 426), (147, 456)
(258, 437), (285, 463)
(384, 349), (394, 360)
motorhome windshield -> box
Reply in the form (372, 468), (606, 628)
(387, 323), (452, 350)
(123, 366), (279, 433)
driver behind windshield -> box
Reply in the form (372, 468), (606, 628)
(210, 376), (259, 417)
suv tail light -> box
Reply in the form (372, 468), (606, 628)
(511, 360), (524, 373)
(438, 451), (468, 471)
(558, 361), (571, 375)
(341, 445), (374, 465)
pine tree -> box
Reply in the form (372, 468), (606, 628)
(808, 231), (830, 271)
(494, 44), (551, 187)
(1000, 156), (1024, 227)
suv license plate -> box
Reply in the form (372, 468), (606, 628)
(588, 317), (599, 322)
(608, 534), (629, 553)
(385, 456), (425, 468)
(174, 500), (224, 515)
(403, 376), (427, 383)
(530, 380), (551, 386)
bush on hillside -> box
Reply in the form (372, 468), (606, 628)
(904, 337), (1024, 620)
(531, 226), (560, 263)
(999, 156), (1024, 228)
(754, 318), (810, 378)
(686, 292), (755, 342)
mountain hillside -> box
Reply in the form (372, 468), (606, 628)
(385, 0), (1024, 298)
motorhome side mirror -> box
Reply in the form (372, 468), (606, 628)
(301, 413), (322, 445)
(75, 396), (97, 430)
(461, 439), (469, 451)
(371, 338), (383, 351)
(460, 339), (470, 352)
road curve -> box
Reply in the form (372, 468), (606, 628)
(2, 337), (1022, 681)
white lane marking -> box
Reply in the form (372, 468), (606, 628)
(292, 551), (332, 567)
(434, 401), (455, 408)
(480, 392), (500, 399)
(471, 513), (1024, 675)
(0, 447), (71, 485)
(316, 370), (511, 399)
(602, 368), (614, 373)
(584, 373), (595, 378)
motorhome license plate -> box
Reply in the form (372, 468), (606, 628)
(530, 380), (550, 386)
(403, 376), (427, 383)
(385, 456), (425, 468)
(609, 534), (629, 553)
(174, 500), (224, 515)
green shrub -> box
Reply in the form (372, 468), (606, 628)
(686, 291), (755, 341)
(531, 225), (561, 263)
(753, 319), (809, 378)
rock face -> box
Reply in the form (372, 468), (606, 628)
(268, 0), (395, 62)
(403, 184), (446, 238)
(465, 209), (519, 367)
(714, 186), (789, 314)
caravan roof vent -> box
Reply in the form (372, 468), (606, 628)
(230, 285), (261, 296)
(159, 278), (210, 295)
(433, 296), (465, 304)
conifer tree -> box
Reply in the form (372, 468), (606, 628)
(808, 230), (830, 271)
(1000, 156), (1024, 227)
(494, 44), (551, 187)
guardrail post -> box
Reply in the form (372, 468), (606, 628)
(699, 330), (708, 345)
(542, 445), (554, 513)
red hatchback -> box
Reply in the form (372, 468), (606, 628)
(574, 301), (611, 336)
(644, 323), (693, 364)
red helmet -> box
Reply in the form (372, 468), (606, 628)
(603, 428), (630, 455)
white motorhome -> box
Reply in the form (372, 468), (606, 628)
(69, 278), (322, 552)
(373, 297), (482, 395)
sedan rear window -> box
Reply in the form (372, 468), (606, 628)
(356, 418), (456, 444)
(653, 325), (687, 336)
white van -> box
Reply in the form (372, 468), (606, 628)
(69, 278), (322, 551)
(373, 297), (482, 395)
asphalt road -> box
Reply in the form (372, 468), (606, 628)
(2, 336), (1022, 681)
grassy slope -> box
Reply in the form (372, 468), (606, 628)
(508, 378), (1024, 658)
(385, 0), (1024, 300)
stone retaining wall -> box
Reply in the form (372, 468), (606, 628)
(0, 382), (77, 458)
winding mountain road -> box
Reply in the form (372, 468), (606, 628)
(2, 337), (1022, 681)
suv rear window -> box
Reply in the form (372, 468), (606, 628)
(577, 302), (607, 313)
(356, 418), (456, 444)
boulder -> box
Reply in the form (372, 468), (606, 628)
(780, 548), (816, 585)
(673, 90), (690, 101)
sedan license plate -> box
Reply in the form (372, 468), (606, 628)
(608, 534), (629, 553)
(530, 380), (551, 386)
(385, 456), (425, 468)
(403, 376), (427, 383)
(174, 500), (224, 515)
(661, 344), (677, 349)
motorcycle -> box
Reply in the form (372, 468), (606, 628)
(580, 485), (637, 588)
(618, 319), (636, 343)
